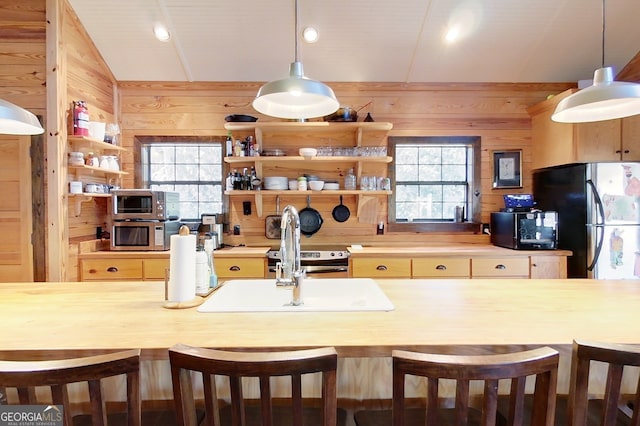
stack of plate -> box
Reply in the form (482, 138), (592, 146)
(263, 176), (289, 190)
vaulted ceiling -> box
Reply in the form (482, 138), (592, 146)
(68, 0), (640, 84)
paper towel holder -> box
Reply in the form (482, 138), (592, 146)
(162, 268), (205, 309)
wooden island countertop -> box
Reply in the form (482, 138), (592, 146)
(0, 278), (635, 360)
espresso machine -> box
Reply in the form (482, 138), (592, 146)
(198, 214), (224, 249)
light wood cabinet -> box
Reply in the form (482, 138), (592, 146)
(351, 251), (567, 279)
(215, 257), (266, 279)
(223, 122), (393, 217)
(412, 257), (470, 278)
(351, 258), (412, 278)
(530, 255), (567, 279)
(80, 258), (143, 281)
(471, 257), (530, 278)
(528, 89), (640, 169)
(142, 258), (170, 280)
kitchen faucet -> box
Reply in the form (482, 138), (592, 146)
(275, 205), (304, 306)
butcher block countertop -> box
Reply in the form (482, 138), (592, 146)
(347, 245), (572, 257)
(0, 278), (634, 361)
(78, 246), (271, 259)
(79, 245), (570, 259)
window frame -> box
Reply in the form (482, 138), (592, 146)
(134, 136), (226, 221)
(387, 136), (481, 233)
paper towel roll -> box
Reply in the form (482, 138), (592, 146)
(168, 233), (196, 302)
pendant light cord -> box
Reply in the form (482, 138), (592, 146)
(601, 0), (605, 67)
(294, 0), (300, 63)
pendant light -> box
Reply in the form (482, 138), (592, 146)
(252, 0), (339, 120)
(0, 99), (44, 135)
(552, 0), (640, 123)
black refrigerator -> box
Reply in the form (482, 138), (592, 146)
(533, 162), (640, 279)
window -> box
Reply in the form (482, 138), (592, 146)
(140, 138), (224, 220)
(389, 136), (480, 226)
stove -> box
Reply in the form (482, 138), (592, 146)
(266, 245), (350, 277)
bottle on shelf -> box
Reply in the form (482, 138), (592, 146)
(226, 131), (233, 157)
(234, 139), (243, 157)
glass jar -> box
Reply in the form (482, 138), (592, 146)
(344, 168), (356, 190)
(85, 152), (99, 167)
(297, 176), (307, 191)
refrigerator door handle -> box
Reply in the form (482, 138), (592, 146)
(587, 224), (603, 272)
(586, 179), (605, 226)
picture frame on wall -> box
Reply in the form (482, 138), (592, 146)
(492, 150), (522, 189)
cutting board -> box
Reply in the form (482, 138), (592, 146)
(357, 196), (379, 224)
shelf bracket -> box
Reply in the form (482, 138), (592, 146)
(255, 192), (263, 218)
(72, 195), (94, 217)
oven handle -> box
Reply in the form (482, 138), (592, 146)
(268, 265), (348, 274)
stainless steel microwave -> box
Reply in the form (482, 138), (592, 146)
(111, 189), (180, 221)
(490, 211), (558, 250)
(110, 220), (181, 251)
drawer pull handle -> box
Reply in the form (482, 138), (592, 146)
(435, 264), (447, 270)
(376, 265), (388, 271)
(229, 265), (241, 271)
(495, 264), (506, 270)
(106, 267), (119, 273)
(624, 150), (630, 154)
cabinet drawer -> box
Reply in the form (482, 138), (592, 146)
(143, 258), (170, 280)
(471, 257), (529, 278)
(81, 259), (143, 281)
(215, 258), (265, 278)
(351, 258), (411, 278)
(412, 258), (470, 278)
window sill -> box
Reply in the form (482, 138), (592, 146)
(387, 222), (480, 233)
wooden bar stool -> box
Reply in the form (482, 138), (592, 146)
(354, 346), (559, 426)
(0, 349), (141, 426)
(564, 339), (640, 426)
(169, 343), (346, 426)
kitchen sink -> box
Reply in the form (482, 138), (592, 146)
(197, 278), (394, 312)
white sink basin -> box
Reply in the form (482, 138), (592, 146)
(198, 278), (394, 312)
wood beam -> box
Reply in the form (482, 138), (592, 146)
(617, 50), (640, 82)
(45, 0), (68, 281)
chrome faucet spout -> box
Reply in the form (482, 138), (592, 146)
(276, 205), (304, 306)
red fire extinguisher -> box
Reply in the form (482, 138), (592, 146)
(73, 101), (89, 136)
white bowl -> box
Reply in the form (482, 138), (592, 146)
(288, 180), (297, 190)
(299, 148), (317, 158)
(308, 180), (324, 191)
(323, 182), (340, 190)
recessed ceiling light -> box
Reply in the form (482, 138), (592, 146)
(153, 23), (171, 42)
(302, 27), (319, 43)
(444, 26), (460, 44)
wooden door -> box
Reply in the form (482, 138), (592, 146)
(0, 135), (33, 281)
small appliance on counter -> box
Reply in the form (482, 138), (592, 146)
(490, 194), (558, 250)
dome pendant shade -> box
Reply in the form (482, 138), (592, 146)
(552, 67), (640, 123)
(253, 62), (339, 120)
(0, 99), (44, 135)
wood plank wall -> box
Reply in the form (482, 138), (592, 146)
(0, 0), (579, 278)
(0, 0), (46, 279)
(118, 81), (574, 247)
